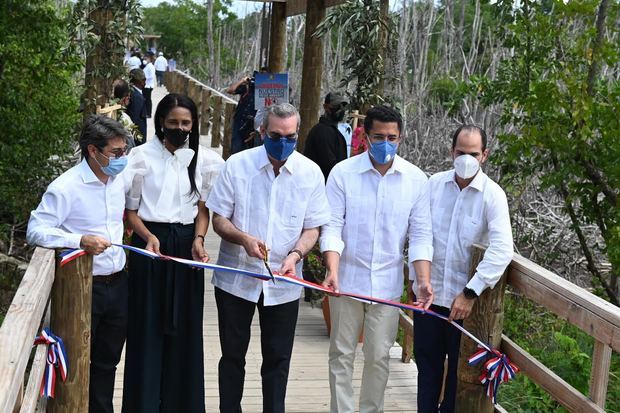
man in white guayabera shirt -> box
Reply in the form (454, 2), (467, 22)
(320, 105), (434, 413)
(27, 115), (130, 413)
(414, 125), (514, 413)
(206, 103), (330, 413)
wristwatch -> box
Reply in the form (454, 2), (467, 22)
(463, 287), (478, 300)
(288, 249), (304, 263)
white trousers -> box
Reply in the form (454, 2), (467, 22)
(328, 295), (400, 413)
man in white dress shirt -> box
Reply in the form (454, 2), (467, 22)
(414, 125), (513, 413)
(27, 115), (130, 413)
(154, 52), (168, 86)
(206, 103), (330, 413)
(321, 105), (434, 413)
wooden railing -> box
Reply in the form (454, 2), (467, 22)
(164, 70), (237, 159)
(398, 245), (620, 412)
(96, 103), (122, 119)
(0, 250), (93, 413)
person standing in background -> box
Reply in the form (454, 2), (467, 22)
(154, 52), (168, 87)
(143, 52), (155, 118)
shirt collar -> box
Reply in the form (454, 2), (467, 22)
(79, 157), (103, 184)
(445, 168), (487, 191)
(358, 152), (404, 175)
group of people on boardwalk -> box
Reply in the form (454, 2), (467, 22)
(26, 84), (513, 412)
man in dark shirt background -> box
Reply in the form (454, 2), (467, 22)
(126, 68), (147, 143)
(225, 67), (268, 154)
(303, 92), (349, 181)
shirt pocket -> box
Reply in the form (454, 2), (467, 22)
(461, 216), (482, 245)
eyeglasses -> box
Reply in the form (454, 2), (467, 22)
(266, 132), (298, 143)
(101, 147), (128, 160)
(368, 134), (400, 143)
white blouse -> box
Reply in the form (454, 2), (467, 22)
(126, 137), (224, 224)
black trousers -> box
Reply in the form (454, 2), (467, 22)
(414, 305), (463, 413)
(89, 271), (128, 413)
(215, 287), (299, 413)
(143, 87), (153, 117)
(122, 222), (205, 413)
(156, 70), (165, 86)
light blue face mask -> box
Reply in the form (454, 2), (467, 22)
(95, 151), (128, 176)
(369, 140), (398, 164)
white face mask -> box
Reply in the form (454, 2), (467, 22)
(453, 154), (480, 179)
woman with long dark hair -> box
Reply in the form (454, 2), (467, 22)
(122, 93), (224, 412)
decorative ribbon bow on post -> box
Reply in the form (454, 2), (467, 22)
(468, 345), (520, 404)
(33, 327), (68, 398)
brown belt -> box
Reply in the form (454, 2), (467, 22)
(93, 271), (124, 284)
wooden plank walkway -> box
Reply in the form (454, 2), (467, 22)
(112, 85), (418, 412)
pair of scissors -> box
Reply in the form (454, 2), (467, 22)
(260, 245), (276, 284)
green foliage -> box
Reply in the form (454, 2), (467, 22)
(67, 0), (144, 112)
(142, 0), (234, 80)
(471, 0), (619, 303)
(0, 1), (81, 225)
(498, 293), (620, 412)
(315, 0), (396, 111)
(428, 77), (468, 116)
(302, 244), (327, 305)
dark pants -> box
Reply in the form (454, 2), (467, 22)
(215, 287), (299, 413)
(143, 87), (153, 117)
(156, 70), (164, 86)
(122, 222), (205, 413)
(414, 305), (463, 413)
(89, 271), (128, 413)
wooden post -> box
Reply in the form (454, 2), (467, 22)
(201, 88), (212, 137)
(298, 0), (326, 151)
(211, 96), (223, 149)
(164, 71), (171, 90)
(268, 2), (287, 73)
(47, 253), (93, 413)
(182, 75), (189, 96)
(589, 340), (612, 407)
(456, 246), (508, 412)
(223, 102), (235, 159)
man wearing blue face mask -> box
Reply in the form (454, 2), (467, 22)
(320, 105), (434, 413)
(414, 125), (513, 413)
(207, 103), (331, 413)
(27, 115), (131, 413)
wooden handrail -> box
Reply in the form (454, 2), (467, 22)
(397, 244), (619, 412)
(0, 249), (93, 413)
(0, 248), (55, 413)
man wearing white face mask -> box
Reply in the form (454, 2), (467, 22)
(27, 115), (130, 413)
(321, 105), (434, 413)
(414, 125), (514, 413)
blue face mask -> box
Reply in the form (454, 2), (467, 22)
(95, 152), (128, 176)
(369, 140), (398, 164)
(263, 135), (297, 161)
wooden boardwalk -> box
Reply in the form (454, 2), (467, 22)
(112, 85), (418, 412)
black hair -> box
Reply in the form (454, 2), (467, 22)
(79, 115), (128, 160)
(364, 105), (403, 135)
(113, 79), (130, 100)
(154, 93), (200, 195)
(451, 125), (487, 151)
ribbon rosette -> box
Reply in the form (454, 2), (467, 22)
(33, 328), (68, 398)
(468, 345), (519, 404)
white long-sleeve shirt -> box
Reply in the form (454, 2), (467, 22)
(320, 153), (434, 300)
(27, 159), (127, 276)
(144, 62), (156, 88)
(422, 169), (514, 308)
(125, 137), (224, 224)
(154, 56), (168, 71)
(206, 147), (331, 305)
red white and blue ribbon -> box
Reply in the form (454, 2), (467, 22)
(58, 248), (88, 266)
(33, 328), (68, 398)
(59, 244), (519, 402)
(468, 345), (520, 403)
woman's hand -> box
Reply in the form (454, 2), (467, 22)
(145, 234), (161, 255)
